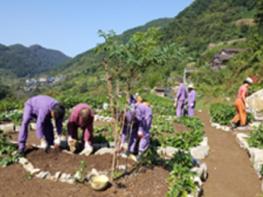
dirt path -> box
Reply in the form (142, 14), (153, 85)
(198, 112), (262, 197)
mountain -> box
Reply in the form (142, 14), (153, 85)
(0, 44), (71, 77)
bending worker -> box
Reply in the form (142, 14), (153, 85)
(175, 79), (187, 117)
(18, 95), (65, 155)
(67, 103), (94, 156)
(231, 77), (253, 128)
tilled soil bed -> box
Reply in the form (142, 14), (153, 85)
(0, 161), (168, 197)
(27, 148), (135, 174)
(9, 130), (40, 145)
(3, 123), (169, 196)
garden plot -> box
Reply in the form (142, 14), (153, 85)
(0, 164), (169, 197)
(0, 93), (209, 197)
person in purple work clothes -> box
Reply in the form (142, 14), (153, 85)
(175, 80), (187, 117)
(134, 101), (152, 159)
(187, 84), (196, 117)
(120, 97), (152, 161)
(18, 95), (65, 155)
(119, 110), (139, 153)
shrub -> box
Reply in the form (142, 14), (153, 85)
(166, 151), (196, 197)
(210, 103), (254, 125)
(248, 124), (263, 149)
(0, 130), (19, 167)
(160, 117), (204, 150)
(210, 103), (236, 125)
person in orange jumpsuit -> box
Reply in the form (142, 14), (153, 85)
(231, 77), (253, 128)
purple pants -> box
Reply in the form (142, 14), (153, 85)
(188, 107), (195, 117)
(121, 120), (150, 154)
(176, 100), (185, 117)
(129, 131), (150, 154)
(18, 103), (54, 151)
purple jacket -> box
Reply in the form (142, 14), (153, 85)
(188, 90), (196, 108)
(135, 103), (152, 133)
(25, 95), (62, 135)
(176, 83), (187, 101)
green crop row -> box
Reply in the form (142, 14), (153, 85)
(248, 124), (263, 149)
(210, 103), (254, 126)
(0, 130), (20, 167)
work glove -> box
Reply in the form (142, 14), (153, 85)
(68, 137), (77, 153)
(39, 138), (48, 149)
(54, 135), (62, 146)
(79, 142), (93, 156)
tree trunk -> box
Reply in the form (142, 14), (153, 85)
(103, 60), (115, 118)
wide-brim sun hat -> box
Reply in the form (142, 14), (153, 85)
(245, 77), (253, 84)
(188, 83), (194, 89)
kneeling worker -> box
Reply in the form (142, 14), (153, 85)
(67, 103), (94, 156)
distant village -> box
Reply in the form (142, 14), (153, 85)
(24, 76), (64, 92)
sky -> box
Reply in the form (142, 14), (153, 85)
(0, 0), (193, 57)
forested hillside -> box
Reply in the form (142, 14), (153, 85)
(0, 44), (71, 77)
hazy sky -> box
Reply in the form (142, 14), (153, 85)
(0, 1), (193, 57)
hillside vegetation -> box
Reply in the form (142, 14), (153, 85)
(2, 0), (263, 105)
(0, 44), (71, 77)
(46, 0), (262, 102)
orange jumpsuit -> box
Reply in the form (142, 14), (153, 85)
(232, 84), (248, 126)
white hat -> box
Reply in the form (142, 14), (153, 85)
(188, 83), (194, 89)
(245, 77), (253, 84)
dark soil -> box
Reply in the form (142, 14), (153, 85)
(0, 162), (168, 197)
(1, 125), (168, 197)
(27, 148), (134, 174)
(174, 122), (188, 133)
(9, 131), (40, 146)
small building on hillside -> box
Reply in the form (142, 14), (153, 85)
(211, 48), (244, 69)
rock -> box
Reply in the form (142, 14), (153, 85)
(157, 146), (179, 159)
(200, 137), (208, 147)
(54, 171), (62, 180)
(250, 121), (262, 128)
(66, 177), (75, 184)
(116, 165), (127, 171)
(95, 147), (115, 155)
(200, 163), (208, 181)
(23, 163), (35, 173)
(74, 171), (82, 181)
(188, 186), (202, 197)
(248, 148), (263, 177)
(190, 145), (209, 160)
(46, 174), (56, 181)
(221, 126), (231, 132)
(59, 173), (75, 184)
(246, 89), (263, 121)
(236, 133), (249, 150)
(191, 163), (208, 181)
(0, 123), (15, 133)
(18, 157), (29, 165)
(193, 176), (202, 187)
(35, 171), (50, 179)
(211, 122), (221, 129)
